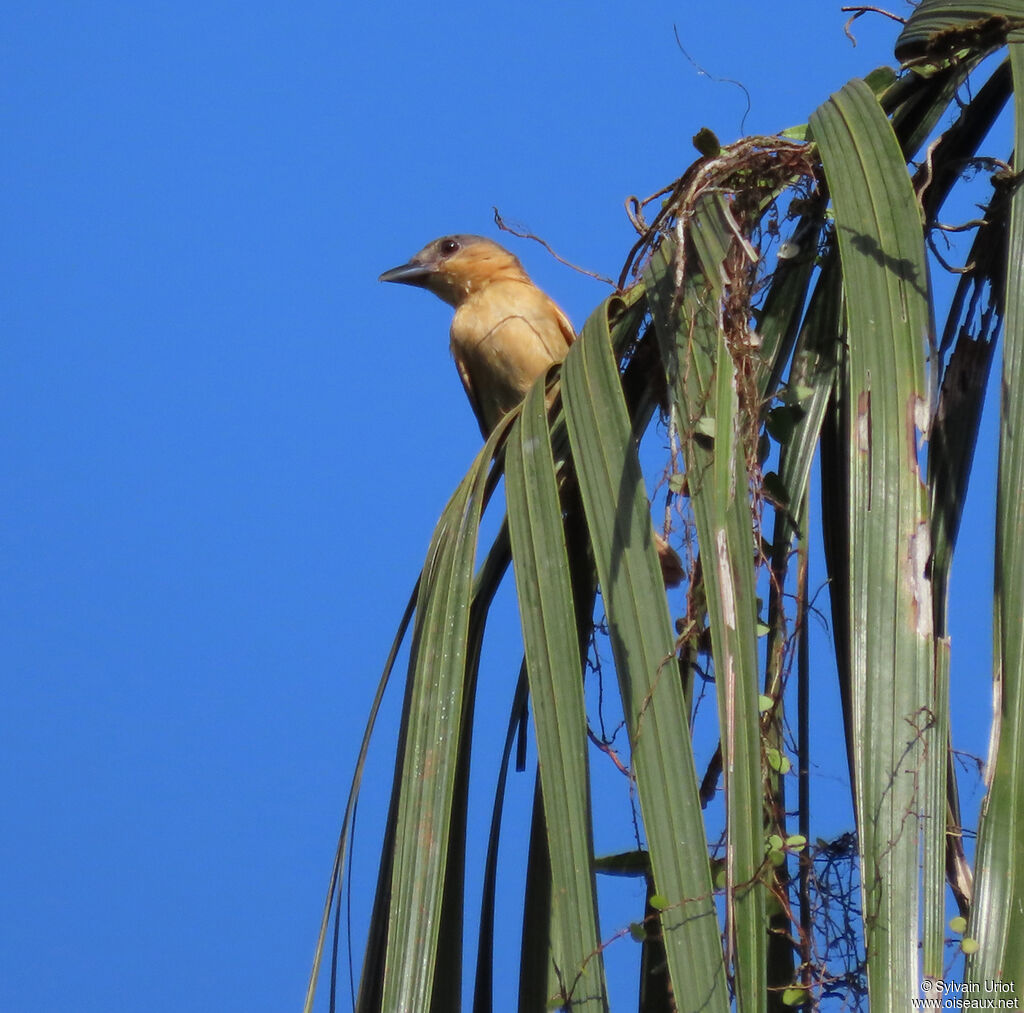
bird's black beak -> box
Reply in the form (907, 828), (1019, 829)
(378, 260), (434, 287)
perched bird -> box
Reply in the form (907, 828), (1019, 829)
(380, 234), (685, 587)
(378, 234), (575, 436)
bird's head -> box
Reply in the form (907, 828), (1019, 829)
(378, 235), (530, 307)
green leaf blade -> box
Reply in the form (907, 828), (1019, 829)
(810, 78), (936, 1008)
(506, 380), (608, 1011)
(965, 30), (1024, 984)
(381, 426), (506, 1013)
(645, 231), (767, 1013)
(563, 299), (730, 1012)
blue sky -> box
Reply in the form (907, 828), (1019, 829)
(1, 4), (1001, 1010)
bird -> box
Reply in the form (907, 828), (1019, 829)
(379, 234), (684, 588)
(378, 234), (575, 437)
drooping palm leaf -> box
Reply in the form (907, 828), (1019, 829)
(310, 11), (1024, 1010)
(966, 29), (1024, 983)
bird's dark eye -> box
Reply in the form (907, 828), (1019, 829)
(440, 238), (460, 256)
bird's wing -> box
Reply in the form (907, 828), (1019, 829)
(551, 300), (576, 350)
(450, 281), (576, 436)
(525, 294), (575, 360)
(453, 348), (490, 438)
